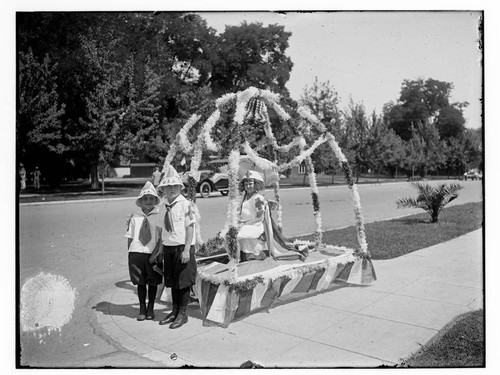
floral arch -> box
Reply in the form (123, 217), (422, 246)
(161, 86), (376, 326)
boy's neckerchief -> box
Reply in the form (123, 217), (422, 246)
(164, 201), (178, 232)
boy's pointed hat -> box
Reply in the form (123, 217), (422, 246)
(136, 181), (161, 207)
(158, 165), (185, 188)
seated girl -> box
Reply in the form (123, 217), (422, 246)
(237, 170), (308, 262)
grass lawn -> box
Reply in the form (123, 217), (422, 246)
(299, 201), (483, 260)
(403, 309), (485, 367)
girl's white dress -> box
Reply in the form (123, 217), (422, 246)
(237, 193), (266, 256)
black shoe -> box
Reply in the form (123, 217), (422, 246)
(146, 303), (155, 320)
(137, 304), (147, 321)
(159, 305), (178, 325)
(169, 307), (188, 329)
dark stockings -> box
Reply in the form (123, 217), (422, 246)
(138, 284), (158, 305)
(172, 287), (190, 307)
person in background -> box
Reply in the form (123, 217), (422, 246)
(33, 166), (41, 189)
(125, 182), (163, 321)
(152, 167), (162, 187)
(19, 163), (27, 190)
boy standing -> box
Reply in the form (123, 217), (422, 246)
(153, 166), (197, 329)
(125, 181), (163, 321)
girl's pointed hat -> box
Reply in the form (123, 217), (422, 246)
(136, 181), (160, 207)
(158, 165), (185, 188)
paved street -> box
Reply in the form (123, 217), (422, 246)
(18, 180), (483, 367)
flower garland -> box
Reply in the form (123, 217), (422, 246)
(276, 135), (327, 173)
(216, 92), (237, 111)
(326, 132), (348, 164)
(177, 114), (201, 153)
(224, 276), (265, 294)
(234, 87), (259, 125)
(223, 149), (242, 277)
(304, 155), (323, 247)
(273, 181), (283, 231)
(260, 89), (291, 122)
(202, 109), (221, 152)
(324, 131), (368, 256)
(197, 251), (356, 289)
(187, 136), (203, 176)
(297, 106), (327, 133)
(162, 114), (201, 172)
(351, 184), (368, 254)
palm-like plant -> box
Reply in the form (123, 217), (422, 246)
(397, 182), (464, 223)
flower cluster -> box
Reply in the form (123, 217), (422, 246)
(185, 175), (198, 202)
(225, 226), (240, 261)
(196, 233), (226, 257)
(224, 276), (265, 294)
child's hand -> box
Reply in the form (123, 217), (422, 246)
(149, 254), (156, 264)
(181, 249), (190, 263)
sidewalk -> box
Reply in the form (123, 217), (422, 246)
(92, 230), (483, 368)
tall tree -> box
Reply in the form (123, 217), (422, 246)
(342, 99), (370, 182)
(385, 78), (467, 141)
(18, 49), (66, 157)
(210, 21), (293, 96)
(299, 77), (342, 177)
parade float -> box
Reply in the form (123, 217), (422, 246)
(162, 86), (376, 327)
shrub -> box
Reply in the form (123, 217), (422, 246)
(396, 182), (464, 223)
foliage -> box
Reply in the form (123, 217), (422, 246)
(17, 49), (66, 156)
(384, 78), (467, 142)
(210, 21), (293, 96)
(396, 182), (464, 222)
(299, 77), (342, 174)
(342, 99), (371, 182)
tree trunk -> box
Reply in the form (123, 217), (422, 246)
(395, 165), (398, 180)
(90, 162), (99, 189)
(331, 173), (334, 185)
(101, 168), (105, 194)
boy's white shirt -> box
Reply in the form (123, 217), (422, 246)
(157, 194), (196, 246)
(125, 207), (160, 254)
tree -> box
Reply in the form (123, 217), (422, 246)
(299, 77), (342, 180)
(365, 113), (406, 180)
(342, 99), (370, 182)
(18, 49), (66, 156)
(385, 78), (467, 142)
(435, 105), (467, 139)
(210, 21), (293, 96)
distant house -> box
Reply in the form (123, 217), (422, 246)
(130, 150), (156, 177)
(109, 151), (156, 178)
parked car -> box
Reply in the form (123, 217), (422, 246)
(463, 169), (483, 181)
(182, 159), (229, 198)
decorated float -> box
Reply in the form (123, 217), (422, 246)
(162, 87), (376, 327)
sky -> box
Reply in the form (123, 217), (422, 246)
(200, 11), (483, 128)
